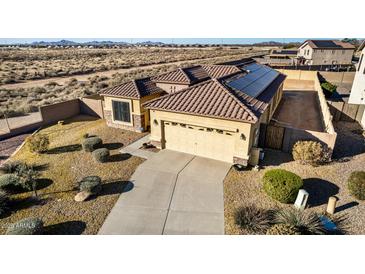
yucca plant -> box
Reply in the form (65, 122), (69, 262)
(234, 205), (273, 234)
(273, 208), (326, 235)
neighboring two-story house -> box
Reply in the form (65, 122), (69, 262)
(349, 41), (365, 128)
(297, 40), (355, 65)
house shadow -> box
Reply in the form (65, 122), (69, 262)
(103, 142), (123, 150)
(108, 153), (132, 162)
(303, 178), (339, 207)
(93, 181), (134, 199)
(260, 149), (293, 167)
(45, 144), (82, 154)
(43, 221), (86, 235)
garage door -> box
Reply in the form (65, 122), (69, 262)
(164, 122), (236, 163)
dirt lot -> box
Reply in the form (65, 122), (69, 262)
(0, 115), (146, 234)
(272, 90), (324, 132)
(224, 121), (365, 235)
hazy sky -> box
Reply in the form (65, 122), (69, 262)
(0, 38), (317, 45)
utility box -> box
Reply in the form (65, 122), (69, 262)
(294, 189), (309, 210)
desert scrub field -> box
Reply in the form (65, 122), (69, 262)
(0, 49), (267, 117)
(0, 115), (146, 234)
(0, 46), (264, 84)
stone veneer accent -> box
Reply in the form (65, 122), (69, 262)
(104, 109), (144, 132)
(233, 156), (248, 166)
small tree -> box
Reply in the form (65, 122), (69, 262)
(27, 134), (50, 153)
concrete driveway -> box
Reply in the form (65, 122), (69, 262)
(98, 150), (231, 235)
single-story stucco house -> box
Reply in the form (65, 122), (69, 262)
(144, 62), (286, 166)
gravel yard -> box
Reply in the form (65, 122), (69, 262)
(224, 121), (365, 235)
(0, 115), (146, 234)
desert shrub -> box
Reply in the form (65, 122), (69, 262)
(0, 190), (9, 216)
(234, 205), (272, 234)
(273, 208), (325, 235)
(266, 224), (300, 235)
(82, 133), (89, 139)
(6, 217), (44, 235)
(0, 161), (22, 174)
(27, 134), (50, 153)
(92, 148), (110, 163)
(79, 176), (102, 194)
(82, 137), (102, 152)
(347, 171), (365, 200)
(263, 169), (303, 203)
(15, 163), (40, 196)
(0, 174), (21, 189)
(292, 141), (329, 166)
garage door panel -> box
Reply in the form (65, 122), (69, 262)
(164, 122), (235, 163)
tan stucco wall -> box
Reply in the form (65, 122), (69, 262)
(298, 44), (354, 65)
(149, 110), (254, 163)
(155, 82), (189, 93)
(103, 92), (163, 130)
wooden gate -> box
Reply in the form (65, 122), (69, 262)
(264, 124), (285, 150)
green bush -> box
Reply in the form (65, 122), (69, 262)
(27, 134), (50, 153)
(0, 190), (9, 216)
(263, 169), (303, 203)
(347, 171), (365, 200)
(0, 174), (21, 189)
(321, 81), (337, 95)
(79, 176), (102, 194)
(15, 163), (40, 196)
(234, 205), (272, 234)
(273, 208), (325, 235)
(266, 224), (300, 235)
(292, 141), (329, 166)
(6, 217), (44, 235)
(82, 137), (102, 152)
(92, 148), (110, 163)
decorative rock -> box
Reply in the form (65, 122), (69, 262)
(74, 191), (91, 202)
(294, 189), (309, 210)
(326, 196), (337, 215)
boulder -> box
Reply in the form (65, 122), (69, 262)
(74, 191), (91, 202)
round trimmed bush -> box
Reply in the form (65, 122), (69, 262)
(79, 176), (102, 194)
(92, 148), (110, 163)
(292, 140), (329, 166)
(82, 137), (102, 152)
(266, 224), (300, 235)
(6, 217), (44, 235)
(0, 174), (21, 189)
(347, 171), (365, 200)
(263, 169), (303, 203)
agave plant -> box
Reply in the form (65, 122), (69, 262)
(273, 208), (326, 235)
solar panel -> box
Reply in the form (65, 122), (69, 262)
(225, 64), (279, 98)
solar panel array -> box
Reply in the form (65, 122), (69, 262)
(225, 64), (279, 98)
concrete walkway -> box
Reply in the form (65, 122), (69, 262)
(119, 134), (155, 159)
(98, 150), (231, 235)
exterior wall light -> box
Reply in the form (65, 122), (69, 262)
(240, 133), (246, 140)
(153, 119), (158, 126)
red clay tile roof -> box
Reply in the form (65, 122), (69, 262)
(144, 79), (259, 123)
(152, 66), (211, 85)
(100, 77), (165, 99)
(201, 65), (241, 79)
